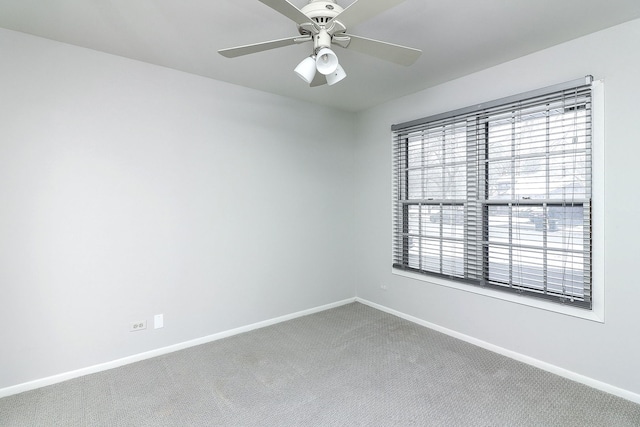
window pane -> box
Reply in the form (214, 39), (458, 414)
(488, 121), (512, 158)
(547, 250), (585, 298)
(512, 248), (545, 291)
(515, 114), (547, 156)
(487, 206), (510, 243)
(425, 167), (443, 199)
(488, 161), (512, 199)
(408, 205), (420, 235)
(550, 108), (588, 152)
(488, 206), (546, 247)
(420, 238), (441, 272)
(514, 158), (547, 199)
(444, 131), (467, 160)
(442, 240), (464, 276)
(424, 130), (443, 164)
(421, 205), (440, 237)
(549, 154), (588, 199)
(407, 139), (422, 168)
(445, 164), (467, 199)
(408, 169), (423, 199)
(442, 205), (464, 238)
(487, 245), (509, 284)
(548, 205), (585, 233)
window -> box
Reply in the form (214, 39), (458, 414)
(392, 77), (593, 309)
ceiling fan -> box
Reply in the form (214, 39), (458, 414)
(218, 0), (422, 87)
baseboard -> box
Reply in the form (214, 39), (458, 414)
(356, 297), (640, 405)
(0, 298), (357, 399)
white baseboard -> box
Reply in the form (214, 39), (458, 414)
(0, 298), (357, 399)
(356, 297), (640, 405)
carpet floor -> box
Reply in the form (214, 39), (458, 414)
(1, 302), (639, 426)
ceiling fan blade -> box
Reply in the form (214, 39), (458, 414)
(330, 0), (406, 29)
(258, 0), (311, 25)
(310, 73), (327, 87)
(218, 36), (310, 58)
(340, 34), (421, 66)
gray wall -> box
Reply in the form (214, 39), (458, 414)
(353, 18), (640, 397)
(0, 28), (355, 390)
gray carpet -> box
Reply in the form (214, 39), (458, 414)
(1, 302), (639, 426)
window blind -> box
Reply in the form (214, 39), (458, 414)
(392, 77), (593, 308)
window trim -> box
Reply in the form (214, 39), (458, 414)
(391, 79), (605, 322)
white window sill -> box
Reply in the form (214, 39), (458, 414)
(392, 267), (604, 322)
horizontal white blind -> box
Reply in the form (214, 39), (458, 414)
(392, 77), (593, 308)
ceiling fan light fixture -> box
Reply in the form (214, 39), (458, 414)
(294, 56), (317, 83)
(220, 0), (423, 88)
(315, 48), (339, 75)
(326, 64), (347, 85)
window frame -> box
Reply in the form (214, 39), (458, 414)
(391, 78), (605, 322)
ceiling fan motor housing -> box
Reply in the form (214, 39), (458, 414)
(301, 0), (344, 25)
(298, 0), (347, 51)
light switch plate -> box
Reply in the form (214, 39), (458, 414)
(154, 314), (164, 329)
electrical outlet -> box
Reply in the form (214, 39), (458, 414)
(380, 284), (388, 291)
(130, 320), (147, 332)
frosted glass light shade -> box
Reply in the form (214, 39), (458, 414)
(326, 64), (347, 86)
(315, 48), (339, 75)
(294, 56), (317, 83)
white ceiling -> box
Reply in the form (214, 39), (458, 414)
(2, 0), (640, 112)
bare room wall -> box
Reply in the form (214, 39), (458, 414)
(0, 28), (356, 391)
